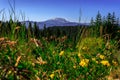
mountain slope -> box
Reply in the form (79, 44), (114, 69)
(23, 18), (88, 29)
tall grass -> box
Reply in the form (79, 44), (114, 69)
(0, 1), (120, 79)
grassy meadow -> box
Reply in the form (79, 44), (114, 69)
(0, 6), (120, 80)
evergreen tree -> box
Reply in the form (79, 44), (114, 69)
(27, 22), (33, 38)
(95, 11), (102, 26)
(33, 22), (40, 38)
(43, 24), (47, 37)
(90, 17), (94, 26)
(95, 11), (102, 36)
(116, 18), (119, 26)
(107, 13), (112, 24)
(112, 12), (116, 25)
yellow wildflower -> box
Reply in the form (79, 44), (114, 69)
(59, 51), (64, 56)
(73, 65), (77, 69)
(50, 73), (54, 79)
(82, 46), (88, 51)
(78, 53), (81, 58)
(53, 51), (55, 54)
(79, 59), (89, 67)
(96, 61), (98, 64)
(100, 60), (110, 67)
(92, 58), (96, 61)
(99, 55), (105, 59)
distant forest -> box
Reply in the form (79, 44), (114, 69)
(0, 11), (120, 45)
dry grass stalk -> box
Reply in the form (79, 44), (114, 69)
(15, 26), (20, 30)
(35, 57), (47, 65)
(6, 41), (17, 46)
(36, 75), (41, 80)
(0, 37), (5, 41)
(0, 37), (7, 41)
(34, 38), (39, 47)
(30, 38), (42, 47)
(15, 56), (21, 67)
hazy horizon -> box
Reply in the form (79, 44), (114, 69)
(0, 0), (120, 23)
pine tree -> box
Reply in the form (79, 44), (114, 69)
(107, 13), (112, 24)
(112, 12), (116, 25)
(33, 22), (40, 38)
(95, 11), (102, 26)
(90, 17), (94, 26)
(27, 22), (33, 38)
(116, 18), (119, 26)
(95, 11), (102, 36)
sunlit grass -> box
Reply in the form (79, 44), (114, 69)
(0, 2), (120, 79)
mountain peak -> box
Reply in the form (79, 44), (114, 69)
(50, 18), (69, 23)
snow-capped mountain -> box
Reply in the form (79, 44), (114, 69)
(46, 18), (69, 23)
(23, 18), (88, 29)
(38, 18), (79, 28)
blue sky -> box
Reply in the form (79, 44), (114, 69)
(0, 0), (120, 23)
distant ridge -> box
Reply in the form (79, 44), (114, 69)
(23, 18), (89, 29)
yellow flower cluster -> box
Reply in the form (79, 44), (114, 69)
(50, 73), (54, 79)
(100, 60), (110, 67)
(59, 51), (64, 56)
(79, 59), (89, 67)
(99, 55), (105, 59)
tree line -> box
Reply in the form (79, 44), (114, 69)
(90, 11), (120, 40)
(0, 11), (120, 43)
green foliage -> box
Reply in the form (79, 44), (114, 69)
(90, 11), (120, 39)
(76, 37), (118, 79)
(0, 8), (120, 80)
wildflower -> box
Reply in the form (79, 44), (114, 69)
(96, 61), (98, 64)
(78, 53), (81, 58)
(82, 46), (89, 51)
(99, 55), (105, 59)
(92, 58), (96, 61)
(8, 70), (12, 75)
(73, 65), (77, 69)
(100, 60), (110, 67)
(32, 63), (35, 66)
(82, 46), (87, 50)
(53, 51), (55, 54)
(50, 73), (54, 79)
(79, 59), (89, 67)
(57, 62), (60, 65)
(59, 51), (64, 56)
